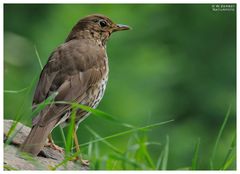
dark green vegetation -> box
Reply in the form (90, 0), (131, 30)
(4, 4), (236, 170)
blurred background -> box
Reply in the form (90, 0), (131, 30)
(4, 4), (236, 170)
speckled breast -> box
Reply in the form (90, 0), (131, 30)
(59, 75), (108, 128)
(75, 57), (109, 125)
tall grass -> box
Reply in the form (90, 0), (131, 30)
(210, 105), (233, 170)
(49, 103), (235, 170)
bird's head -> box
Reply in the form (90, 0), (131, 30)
(66, 14), (131, 45)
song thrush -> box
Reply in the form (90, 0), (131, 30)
(20, 14), (130, 164)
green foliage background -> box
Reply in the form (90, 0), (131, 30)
(4, 4), (236, 169)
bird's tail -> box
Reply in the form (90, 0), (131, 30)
(20, 119), (58, 156)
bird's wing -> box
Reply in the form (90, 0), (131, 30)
(32, 40), (106, 126)
(32, 54), (58, 108)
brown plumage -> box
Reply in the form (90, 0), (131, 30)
(20, 14), (130, 158)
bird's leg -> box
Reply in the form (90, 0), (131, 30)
(45, 134), (64, 153)
(73, 126), (89, 166)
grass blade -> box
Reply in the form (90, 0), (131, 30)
(4, 164), (18, 170)
(210, 105), (231, 169)
(221, 154), (235, 170)
(65, 107), (76, 157)
(80, 119), (174, 147)
(191, 138), (200, 170)
(76, 120), (172, 170)
(18, 152), (45, 169)
(142, 143), (155, 169)
(30, 92), (58, 118)
(4, 87), (28, 94)
(5, 75), (38, 142)
(110, 153), (146, 169)
(5, 45), (43, 142)
(161, 135), (169, 170)
(94, 141), (100, 170)
(85, 125), (122, 154)
(59, 126), (66, 148)
(88, 138), (93, 158)
(4, 123), (24, 146)
(50, 147), (82, 170)
(72, 104), (134, 128)
(221, 134), (236, 170)
(34, 45), (43, 70)
(138, 134), (155, 169)
(156, 148), (164, 169)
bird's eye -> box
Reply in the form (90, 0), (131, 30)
(99, 20), (107, 27)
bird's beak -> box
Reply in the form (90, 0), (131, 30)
(113, 24), (131, 32)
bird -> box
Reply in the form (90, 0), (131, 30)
(20, 14), (130, 164)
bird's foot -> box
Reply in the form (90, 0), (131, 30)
(45, 142), (64, 153)
(72, 156), (90, 166)
(80, 159), (90, 166)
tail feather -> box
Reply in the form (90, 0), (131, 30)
(20, 119), (58, 155)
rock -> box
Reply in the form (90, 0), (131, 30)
(4, 119), (88, 170)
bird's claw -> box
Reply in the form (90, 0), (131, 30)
(71, 156), (89, 166)
(45, 142), (64, 153)
(80, 159), (90, 166)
